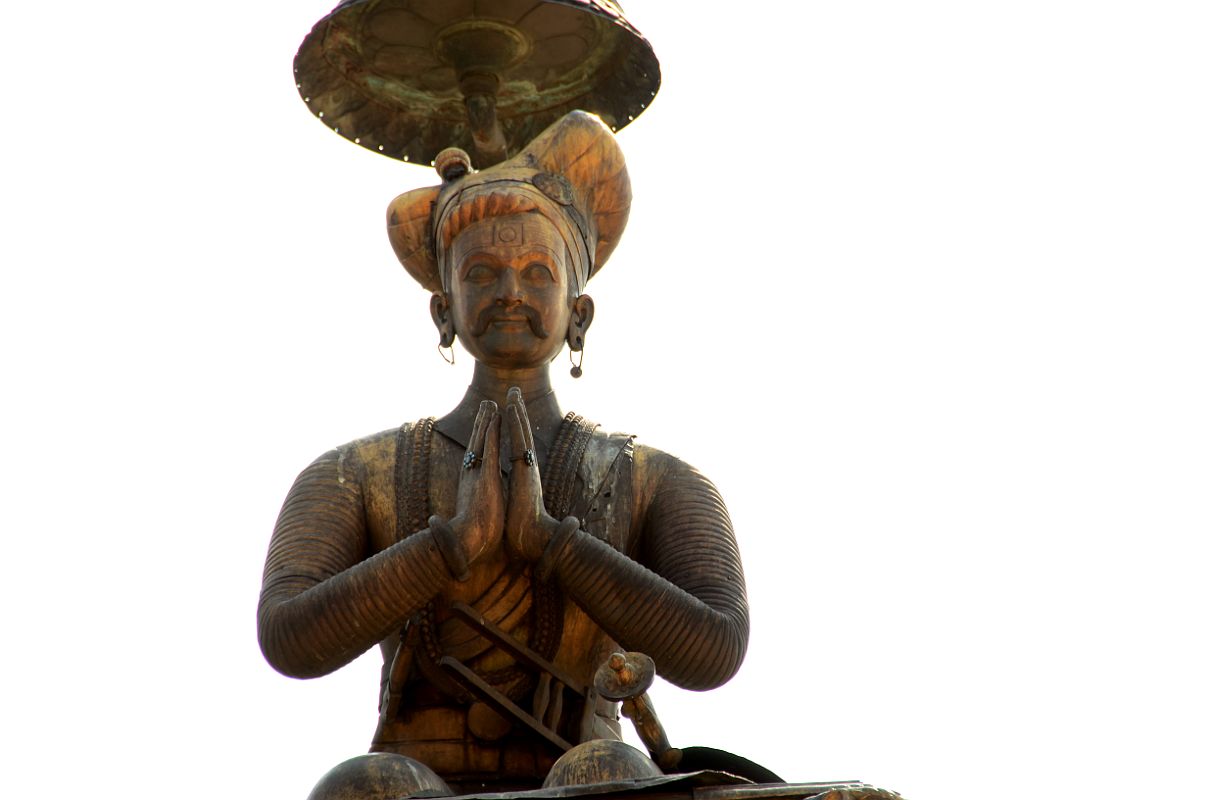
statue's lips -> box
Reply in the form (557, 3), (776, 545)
(472, 306), (549, 338)
(486, 317), (534, 334)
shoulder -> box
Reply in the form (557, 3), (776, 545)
(630, 442), (707, 484)
(564, 410), (719, 491)
(339, 427), (404, 466)
(565, 414), (719, 494)
(628, 442), (727, 516)
(295, 425), (412, 488)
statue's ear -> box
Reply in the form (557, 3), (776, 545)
(568, 294), (594, 351)
(430, 292), (456, 347)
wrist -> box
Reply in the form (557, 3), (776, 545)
(430, 515), (470, 581)
(522, 515), (558, 561)
(536, 516), (581, 581)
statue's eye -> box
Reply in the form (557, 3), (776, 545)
(464, 263), (495, 283)
(523, 263), (554, 286)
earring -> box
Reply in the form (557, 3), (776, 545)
(430, 293), (456, 365)
(567, 295), (591, 379)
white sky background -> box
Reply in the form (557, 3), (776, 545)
(2, 1), (1205, 798)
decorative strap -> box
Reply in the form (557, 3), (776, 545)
(528, 413), (599, 665)
(393, 418), (467, 701)
(543, 413), (600, 519)
(393, 417), (435, 541)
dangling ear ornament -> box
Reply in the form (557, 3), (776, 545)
(569, 348), (583, 379)
(438, 343), (455, 365)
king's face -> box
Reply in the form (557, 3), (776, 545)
(448, 213), (574, 369)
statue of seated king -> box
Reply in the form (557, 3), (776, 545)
(258, 111), (752, 799)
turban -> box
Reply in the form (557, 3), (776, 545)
(387, 111), (631, 295)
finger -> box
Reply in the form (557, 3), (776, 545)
(520, 403), (535, 452)
(480, 408), (501, 472)
(506, 386), (535, 451)
(506, 403), (529, 464)
(466, 404), (486, 458)
(466, 400), (496, 463)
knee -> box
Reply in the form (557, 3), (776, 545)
(307, 752), (452, 800)
(543, 739), (663, 788)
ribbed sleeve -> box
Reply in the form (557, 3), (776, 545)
(257, 449), (452, 678)
(553, 460), (749, 690)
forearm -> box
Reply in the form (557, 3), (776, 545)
(258, 530), (455, 678)
(257, 450), (456, 678)
(550, 529), (749, 690)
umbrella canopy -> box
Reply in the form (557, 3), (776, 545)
(294, 0), (660, 166)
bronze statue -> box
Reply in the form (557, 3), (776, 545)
(269, 4), (905, 798)
(258, 111), (750, 797)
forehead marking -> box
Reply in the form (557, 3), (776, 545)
(494, 222), (523, 245)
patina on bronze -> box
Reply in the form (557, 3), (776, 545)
(294, 0), (659, 167)
(259, 112), (751, 797)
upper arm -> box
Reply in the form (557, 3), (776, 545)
(258, 447), (368, 669)
(639, 452), (749, 621)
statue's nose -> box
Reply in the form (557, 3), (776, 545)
(496, 272), (523, 306)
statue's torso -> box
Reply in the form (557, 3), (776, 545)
(340, 415), (640, 787)
(260, 408), (749, 791)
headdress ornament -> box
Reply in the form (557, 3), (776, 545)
(387, 111), (630, 294)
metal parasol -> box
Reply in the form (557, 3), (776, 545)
(294, 0), (660, 167)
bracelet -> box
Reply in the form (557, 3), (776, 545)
(536, 516), (581, 582)
(428, 515), (470, 581)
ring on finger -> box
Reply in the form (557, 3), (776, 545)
(509, 448), (536, 466)
(463, 451), (479, 470)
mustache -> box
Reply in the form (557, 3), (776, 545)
(470, 305), (549, 338)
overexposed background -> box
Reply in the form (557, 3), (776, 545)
(3, 2), (1205, 798)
